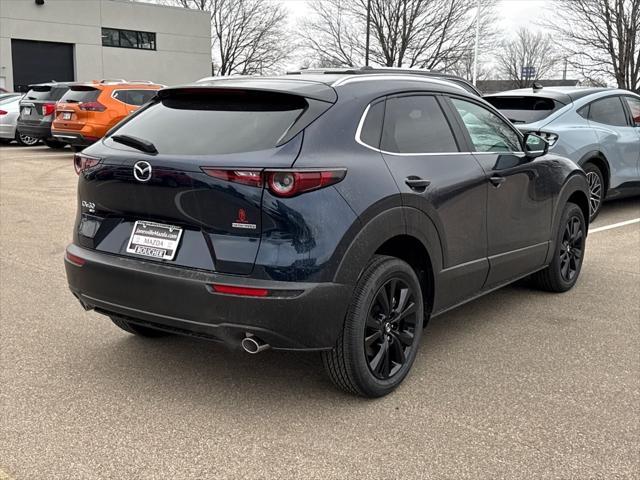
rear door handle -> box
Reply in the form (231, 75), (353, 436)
(405, 176), (431, 190)
(489, 176), (506, 187)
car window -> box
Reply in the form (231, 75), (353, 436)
(451, 98), (521, 153)
(113, 89), (157, 106)
(380, 95), (458, 154)
(24, 87), (52, 101)
(60, 88), (101, 104)
(623, 96), (640, 125)
(50, 86), (69, 101)
(359, 100), (384, 149)
(110, 90), (307, 155)
(588, 96), (628, 126)
(484, 96), (566, 124)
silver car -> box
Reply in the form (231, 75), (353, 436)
(0, 93), (39, 146)
(485, 87), (640, 220)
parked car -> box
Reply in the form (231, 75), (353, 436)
(485, 86), (640, 220)
(51, 80), (162, 149)
(16, 82), (74, 149)
(0, 93), (40, 146)
(65, 71), (589, 397)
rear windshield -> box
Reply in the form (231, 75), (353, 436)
(60, 88), (101, 104)
(484, 96), (566, 124)
(24, 86), (68, 101)
(109, 90), (308, 155)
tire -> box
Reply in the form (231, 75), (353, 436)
(322, 255), (424, 397)
(44, 139), (66, 149)
(583, 163), (604, 222)
(15, 132), (39, 146)
(110, 316), (167, 337)
(531, 202), (586, 292)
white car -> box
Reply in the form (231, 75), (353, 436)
(0, 93), (39, 146)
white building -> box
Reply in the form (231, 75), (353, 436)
(0, 0), (211, 91)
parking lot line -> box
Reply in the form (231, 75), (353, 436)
(590, 218), (640, 233)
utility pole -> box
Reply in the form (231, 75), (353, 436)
(472, 0), (480, 86)
(365, 0), (371, 66)
(562, 57), (567, 80)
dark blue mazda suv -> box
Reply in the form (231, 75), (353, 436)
(65, 70), (590, 397)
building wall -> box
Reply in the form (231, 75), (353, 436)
(0, 0), (211, 90)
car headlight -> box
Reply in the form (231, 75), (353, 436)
(536, 131), (559, 147)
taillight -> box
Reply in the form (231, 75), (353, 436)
(0, 110), (7, 116)
(42, 103), (56, 116)
(201, 169), (262, 187)
(536, 131), (559, 147)
(201, 168), (347, 197)
(79, 102), (106, 112)
(74, 153), (101, 175)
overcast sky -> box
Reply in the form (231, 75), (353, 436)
(280, 0), (552, 35)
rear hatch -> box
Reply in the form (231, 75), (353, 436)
(54, 85), (103, 131)
(19, 84), (69, 125)
(76, 85), (335, 274)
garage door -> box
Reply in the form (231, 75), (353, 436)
(11, 39), (74, 92)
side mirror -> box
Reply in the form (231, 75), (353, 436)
(523, 133), (549, 159)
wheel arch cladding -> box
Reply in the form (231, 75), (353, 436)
(333, 207), (442, 316)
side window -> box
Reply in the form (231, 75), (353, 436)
(381, 95), (459, 154)
(577, 104), (590, 119)
(113, 90), (157, 106)
(623, 96), (640, 126)
(451, 98), (521, 153)
(359, 100), (384, 148)
(588, 96), (628, 126)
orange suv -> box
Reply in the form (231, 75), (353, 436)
(52, 80), (162, 148)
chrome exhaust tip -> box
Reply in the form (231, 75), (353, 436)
(241, 334), (269, 354)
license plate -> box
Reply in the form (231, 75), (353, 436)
(126, 221), (183, 260)
(23, 107), (31, 116)
(62, 112), (72, 120)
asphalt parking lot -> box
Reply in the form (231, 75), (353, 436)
(1, 144), (639, 479)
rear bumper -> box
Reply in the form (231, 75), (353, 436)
(65, 244), (351, 351)
(16, 122), (51, 139)
(51, 130), (97, 146)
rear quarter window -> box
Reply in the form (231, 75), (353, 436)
(112, 89), (158, 106)
(109, 90), (308, 155)
(484, 96), (565, 124)
(587, 96), (628, 126)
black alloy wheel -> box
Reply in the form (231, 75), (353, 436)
(365, 278), (418, 379)
(559, 215), (584, 282)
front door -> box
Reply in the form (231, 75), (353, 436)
(376, 94), (489, 311)
(447, 96), (553, 288)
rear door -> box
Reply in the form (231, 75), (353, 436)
(621, 95), (640, 180)
(376, 93), (489, 310)
(585, 95), (638, 188)
(447, 96), (553, 288)
(77, 89), (323, 275)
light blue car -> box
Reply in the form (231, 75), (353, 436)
(485, 86), (640, 220)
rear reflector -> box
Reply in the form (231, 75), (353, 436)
(65, 251), (86, 267)
(211, 284), (269, 297)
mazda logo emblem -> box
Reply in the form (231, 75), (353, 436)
(133, 161), (152, 182)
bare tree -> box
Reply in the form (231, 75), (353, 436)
(300, 0), (496, 71)
(161, 0), (290, 75)
(495, 28), (562, 87)
(546, 0), (639, 90)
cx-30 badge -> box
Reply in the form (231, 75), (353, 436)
(133, 161), (152, 182)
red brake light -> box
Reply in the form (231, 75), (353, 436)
(211, 284), (269, 297)
(266, 170), (346, 197)
(74, 153), (101, 175)
(79, 101), (106, 112)
(42, 103), (56, 116)
(201, 168), (263, 187)
(65, 250), (86, 267)
(200, 168), (346, 197)
(0, 110), (7, 116)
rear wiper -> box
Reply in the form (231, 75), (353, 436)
(111, 134), (158, 154)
